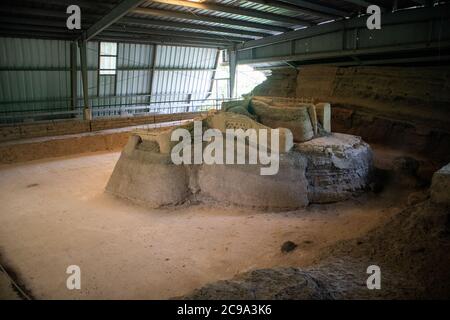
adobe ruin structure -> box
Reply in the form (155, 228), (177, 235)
(106, 96), (373, 210)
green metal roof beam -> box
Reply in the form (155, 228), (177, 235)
(119, 17), (269, 38)
(83, 0), (147, 40)
(148, 0), (312, 26)
(279, 0), (349, 17)
(107, 25), (251, 42)
(95, 34), (227, 48)
(246, 0), (338, 19)
(340, 0), (387, 11)
(132, 7), (291, 32)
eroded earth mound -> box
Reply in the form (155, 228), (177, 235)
(106, 97), (373, 210)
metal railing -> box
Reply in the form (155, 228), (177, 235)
(0, 95), (240, 124)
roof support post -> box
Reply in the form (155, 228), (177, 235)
(228, 49), (237, 99)
(78, 40), (92, 120)
(207, 49), (220, 106)
(148, 44), (158, 108)
(70, 41), (78, 115)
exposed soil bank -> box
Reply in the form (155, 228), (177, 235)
(253, 66), (450, 167)
(0, 121), (191, 165)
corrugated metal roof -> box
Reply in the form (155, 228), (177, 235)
(127, 11), (281, 35)
(139, 2), (297, 28)
(0, 0), (448, 47)
(148, 2), (319, 24)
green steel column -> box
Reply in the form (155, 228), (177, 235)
(207, 49), (220, 109)
(70, 42), (78, 114)
(228, 49), (237, 99)
(78, 40), (92, 120)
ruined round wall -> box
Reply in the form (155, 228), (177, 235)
(105, 136), (190, 207)
(297, 133), (373, 203)
(197, 153), (309, 210)
(106, 130), (373, 209)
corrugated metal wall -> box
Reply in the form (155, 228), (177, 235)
(83, 42), (156, 117)
(77, 41), (99, 100)
(151, 45), (218, 114)
(0, 38), (72, 122)
(0, 37), (219, 123)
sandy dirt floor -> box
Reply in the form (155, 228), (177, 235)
(0, 151), (404, 300)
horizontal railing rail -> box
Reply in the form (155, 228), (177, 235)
(0, 97), (242, 124)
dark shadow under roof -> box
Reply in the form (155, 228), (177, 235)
(0, 0), (444, 48)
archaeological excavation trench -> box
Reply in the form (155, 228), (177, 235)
(1, 85), (449, 300)
(1, 5), (450, 301)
